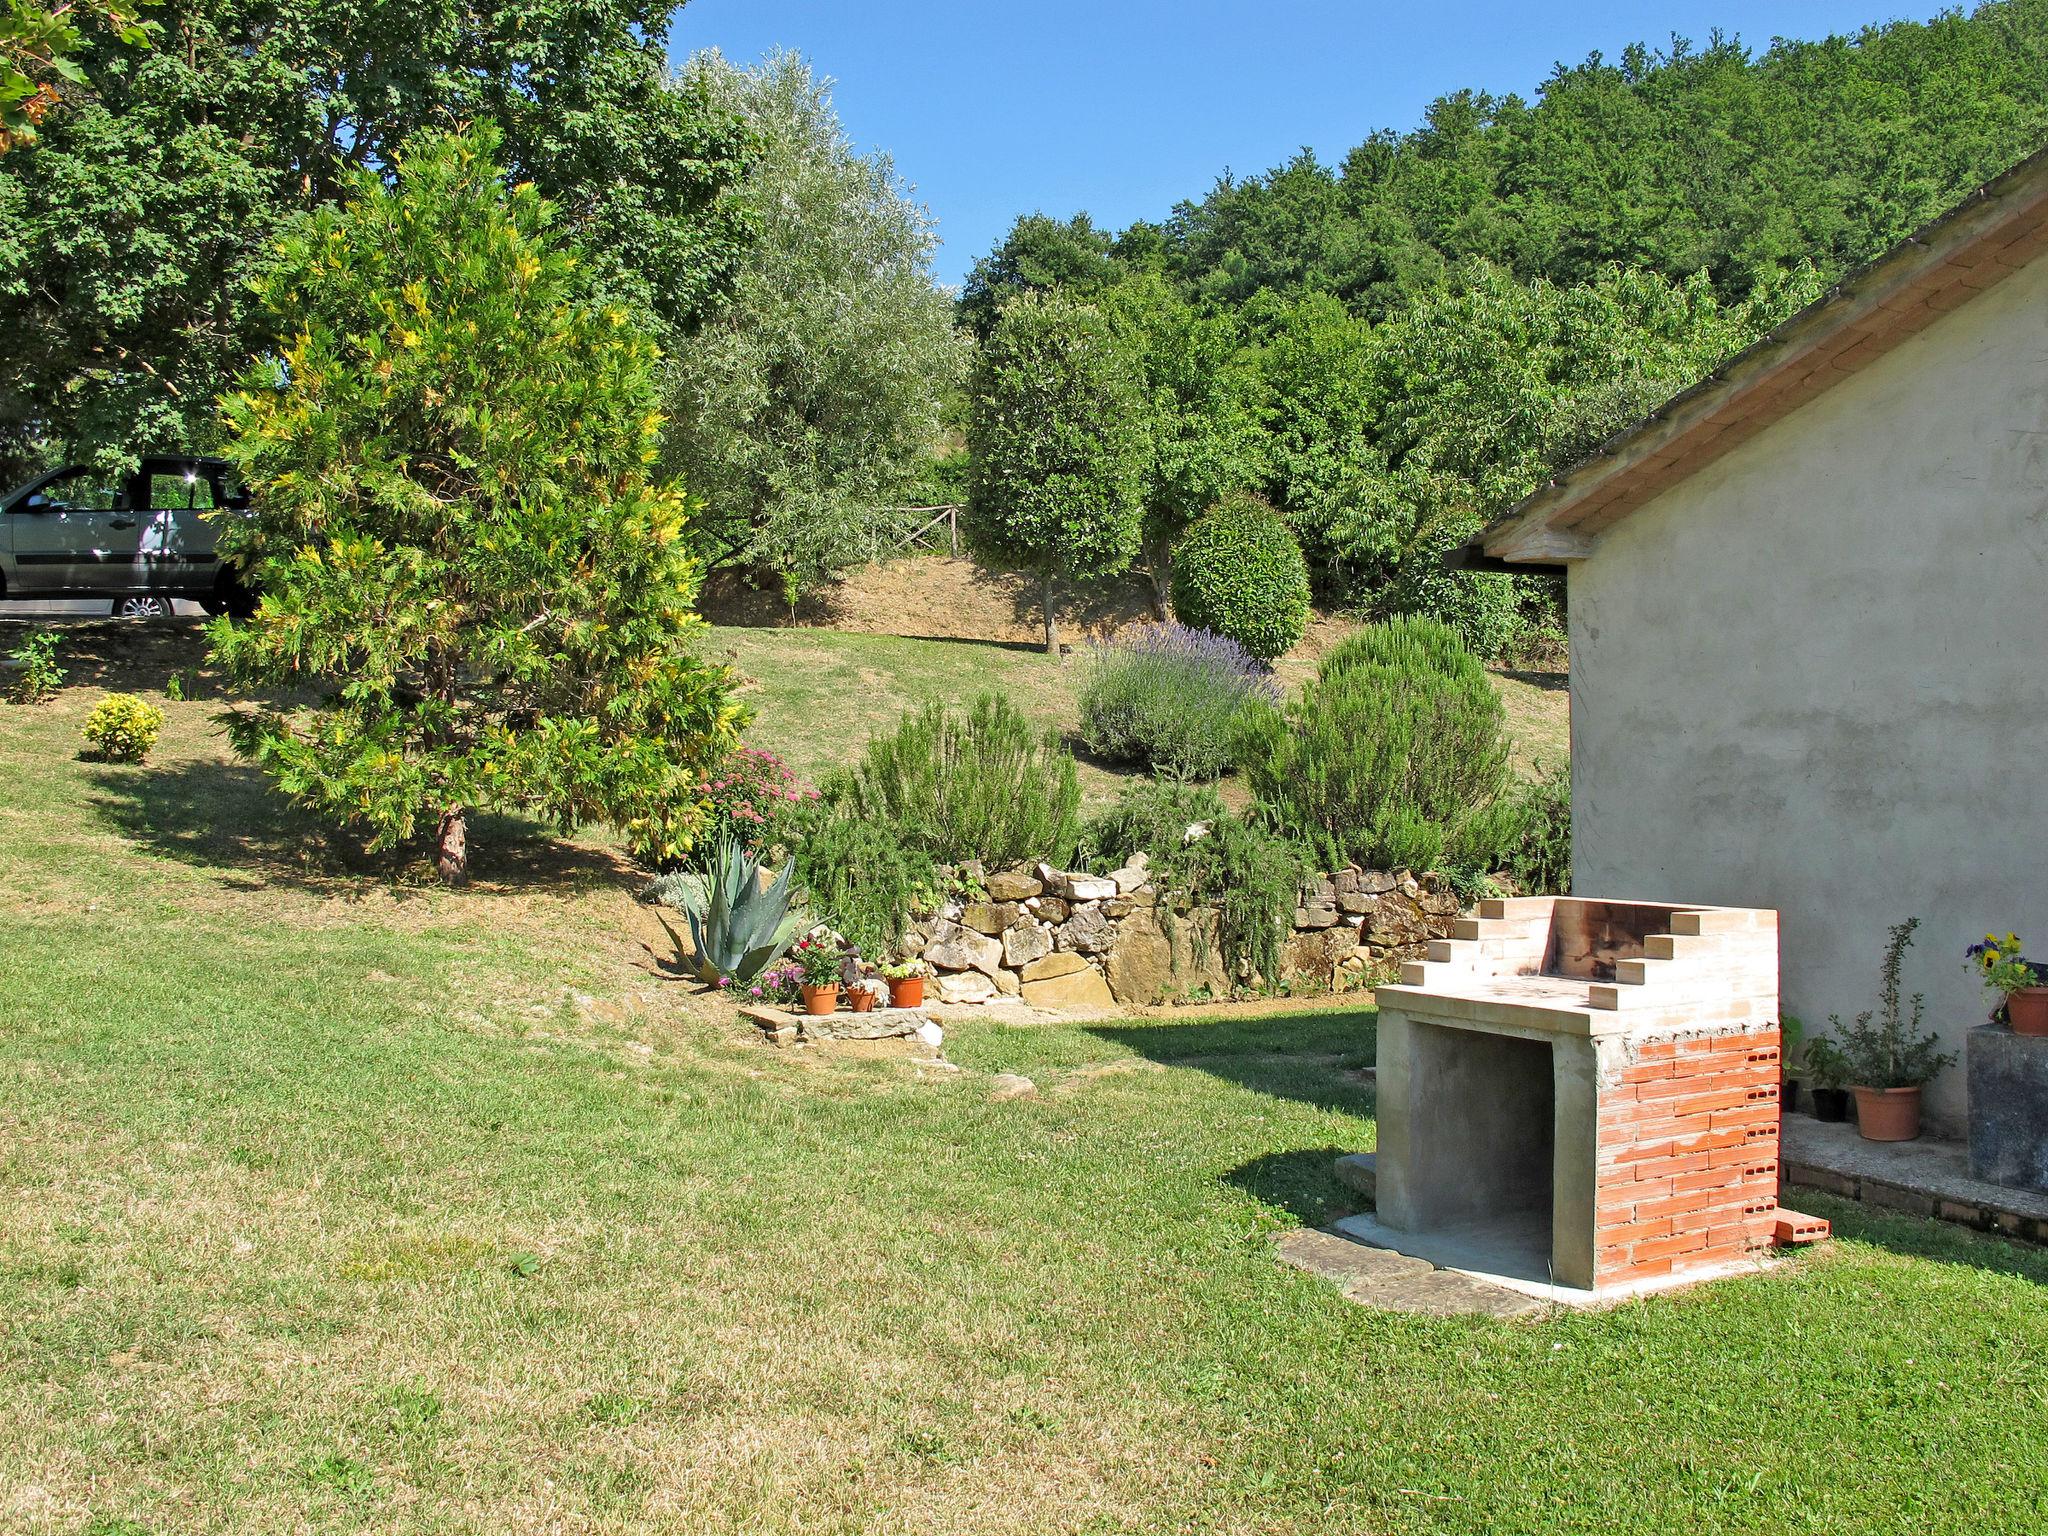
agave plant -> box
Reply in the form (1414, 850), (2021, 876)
(682, 837), (805, 985)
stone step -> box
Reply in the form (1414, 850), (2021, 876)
(1334, 1151), (1378, 1203)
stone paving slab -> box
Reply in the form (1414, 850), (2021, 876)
(1274, 1228), (1547, 1319)
(1782, 1112), (2048, 1244)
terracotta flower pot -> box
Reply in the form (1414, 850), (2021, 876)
(801, 983), (840, 1016)
(847, 987), (877, 1014)
(888, 977), (924, 1009)
(2008, 987), (2048, 1038)
(1852, 1084), (1923, 1142)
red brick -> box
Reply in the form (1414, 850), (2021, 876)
(1597, 1216), (1675, 1245)
(1633, 1230), (1710, 1263)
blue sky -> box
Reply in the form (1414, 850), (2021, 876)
(669, 2), (1946, 286)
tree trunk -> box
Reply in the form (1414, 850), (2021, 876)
(1146, 538), (1172, 621)
(1042, 567), (1061, 656)
(435, 805), (469, 887)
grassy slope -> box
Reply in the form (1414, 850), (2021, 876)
(708, 624), (1571, 797)
(2, 643), (2046, 1534)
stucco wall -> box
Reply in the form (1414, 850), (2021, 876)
(1569, 251), (2048, 1131)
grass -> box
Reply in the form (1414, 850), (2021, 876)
(2, 624), (2046, 1533)
(708, 623), (1571, 798)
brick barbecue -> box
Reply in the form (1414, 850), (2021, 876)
(1366, 896), (1828, 1297)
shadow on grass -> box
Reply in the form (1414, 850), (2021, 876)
(1797, 1191), (2048, 1286)
(83, 754), (640, 899)
(1, 615), (216, 694)
(1086, 1007), (1379, 1118)
(1497, 666), (1568, 693)
(1225, 1146), (1363, 1227)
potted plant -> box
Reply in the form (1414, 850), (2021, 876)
(1778, 1015), (1806, 1115)
(880, 958), (926, 1009)
(793, 936), (844, 1016)
(1803, 1036), (1853, 1123)
(1833, 918), (1956, 1142)
(1966, 932), (2048, 1038)
(847, 976), (886, 1013)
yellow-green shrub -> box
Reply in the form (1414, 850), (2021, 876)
(81, 693), (165, 763)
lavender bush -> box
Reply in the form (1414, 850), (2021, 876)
(1079, 622), (1280, 780)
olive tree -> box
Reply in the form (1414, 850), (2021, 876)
(663, 50), (966, 606)
(966, 291), (1148, 654)
(208, 125), (743, 882)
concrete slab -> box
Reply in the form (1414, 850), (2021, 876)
(1274, 1227), (1546, 1319)
(1329, 1212), (1775, 1308)
(1782, 1111), (2048, 1243)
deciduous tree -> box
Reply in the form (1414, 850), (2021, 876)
(0, 0), (754, 482)
(662, 50), (966, 606)
(967, 291), (1147, 655)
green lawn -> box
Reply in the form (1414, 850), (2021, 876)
(2, 631), (2045, 1533)
(707, 623), (1571, 798)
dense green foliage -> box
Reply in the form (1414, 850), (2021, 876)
(1168, 495), (1312, 661)
(965, 3), (2048, 647)
(789, 814), (941, 964)
(1080, 779), (1308, 986)
(1100, 273), (1267, 598)
(1236, 618), (1512, 872)
(1831, 918), (1959, 1090)
(825, 694), (1081, 871)
(206, 127), (742, 875)
(79, 691), (163, 762)
(0, 0), (151, 151)
(1494, 762), (1573, 895)
(664, 51), (966, 604)
(1146, 7), (2048, 314)
(967, 291), (1149, 652)
(0, 0), (755, 480)
(1078, 622), (1279, 781)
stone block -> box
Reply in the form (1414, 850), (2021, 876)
(1295, 905), (1341, 930)
(1063, 873), (1119, 903)
(1021, 951), (1088, 984)
(1020, 961), (1116, 1011)
(1002, 921), (1053, 969)
(1338, 892), (1378, 916)
(1359, 870), (1398, 895)
(924, 921), (1004, 978)
(960, 901), (1021, 936)
(1059, 903), (1115, 954)
(1032, 896), (1070, 924)
(986, 870), (1044, 902)
(1109, 855), (1150, 895)
(1967, 1025), (2048, 1194)
(1106, 908), (1173, 1004)
(937, 971), (996, 1005)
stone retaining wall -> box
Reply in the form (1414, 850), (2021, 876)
(900, 856), (1469, 1010)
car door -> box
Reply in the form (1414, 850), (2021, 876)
(5, 466), (141, 594)
(136, 461), (223, 594)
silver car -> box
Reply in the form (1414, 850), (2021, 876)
(0, 455), (256, 616)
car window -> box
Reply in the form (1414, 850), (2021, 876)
(32, 468), (126, 511)
(146, 470), (215, 511)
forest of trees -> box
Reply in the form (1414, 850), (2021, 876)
(962, 0), (2048, 652)
(6, 2), (2048, 655)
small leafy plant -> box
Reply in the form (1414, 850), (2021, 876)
(7, 628), (65, 703)
(791, 934), (846, 990)
(693, 746), (818, 863)
(1832, 918), (1956, 1090)
(1965, 931), (2045, 1010)
(80, 693), (165, 762)
(680, 837), (803, 986)
(878, 957), (926, 981)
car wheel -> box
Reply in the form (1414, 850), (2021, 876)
(112, 595), (178, 619)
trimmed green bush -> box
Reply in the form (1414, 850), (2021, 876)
(80, 693), (165, 763)
(828, 694), (1081, 870)
(1169, 494), (1311, 662)
(1235, 617), (1510, 873)
(1495, 763), (1572, 894)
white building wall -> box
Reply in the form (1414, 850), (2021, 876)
(1569, 251), (2048, 1131)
